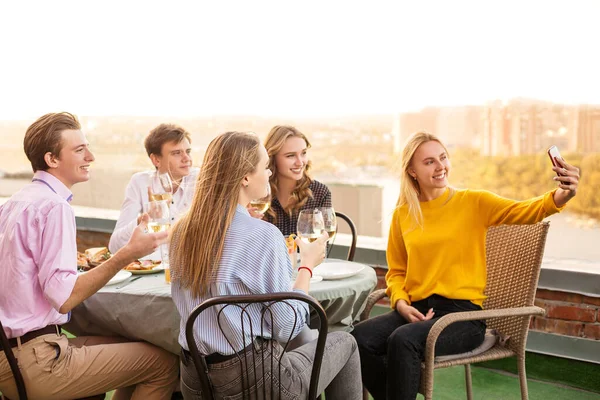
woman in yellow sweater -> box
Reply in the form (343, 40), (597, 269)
(351, 131), (580, 400)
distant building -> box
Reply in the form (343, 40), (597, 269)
(436, 106), (483, 149)
(575, 106), (600, 152)
(481, 99), (576, 156)
(392, 108), (439, 154)
(481, 100), (509, 156)
(394, 105), (484, 154)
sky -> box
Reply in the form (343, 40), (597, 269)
(1, 0), (599, 119)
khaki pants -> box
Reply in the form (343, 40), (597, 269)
(0, 333), (178, 400)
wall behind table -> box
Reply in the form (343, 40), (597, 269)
(76, 230), (112, 253)
(71, 167), (144, 210)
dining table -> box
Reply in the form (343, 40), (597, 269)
(65, 258), (378, 355)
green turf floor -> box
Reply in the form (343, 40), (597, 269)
(409, 365), (600, 400)
(366, 305), (600, 399)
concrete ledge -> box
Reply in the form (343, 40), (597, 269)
(76, 216), (116, 234)
(527, 331), (600, 364)
(539, 263), (600, 298)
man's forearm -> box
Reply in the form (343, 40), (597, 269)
(59, 248), (134, 313)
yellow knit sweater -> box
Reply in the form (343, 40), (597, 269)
(385, 188), (563, 308)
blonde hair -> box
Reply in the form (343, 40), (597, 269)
(170, 131), (261, 297)
(397, 131), (451, 229)
(264, 125), (313, 222)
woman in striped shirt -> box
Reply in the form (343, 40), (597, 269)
(170, 131), (362, 399)
(250, 125), (332, 237)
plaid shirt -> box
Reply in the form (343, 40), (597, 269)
(265, 180), (332, 237)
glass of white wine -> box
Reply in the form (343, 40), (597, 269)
(144, 200), (171, 282)
(297, 209), (325, 244)
(249, 184), (271, 215)
(318, 207), (337, 242)
(149, 171), (173, 202)
(143, 200), (171, 233)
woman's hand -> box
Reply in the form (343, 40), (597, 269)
(552, 157), (580, 207)
(292, 232), (328, 293)
(295, 232), (328, 270)
(395, 300), (435, 323)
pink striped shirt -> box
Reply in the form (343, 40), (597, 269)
(0, 171), (78, 338)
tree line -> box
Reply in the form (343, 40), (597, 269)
(448, 150), (599, 219)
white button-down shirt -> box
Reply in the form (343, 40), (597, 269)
(109, 168), (200, 259)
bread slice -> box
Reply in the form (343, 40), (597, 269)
(85, 247), (111, 264)
(77, 252), (90, 269)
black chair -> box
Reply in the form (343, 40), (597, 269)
(0, 319), (27, 400)
(185, 292), (328, 400)
(330, 211), (357, 261)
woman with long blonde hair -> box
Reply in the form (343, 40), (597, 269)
(170, 131), (362, 400)
(352, 131), (580, 400)
(250, 125), (332, 236)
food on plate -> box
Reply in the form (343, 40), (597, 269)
(85, 247), (111, 266)
(124, 260), (161, 271)
(285, 234), (296, 254)
(77, 252), (90, 270)
(124, 260), (143, 270)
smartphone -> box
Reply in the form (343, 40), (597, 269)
(547, 145), (565, 176)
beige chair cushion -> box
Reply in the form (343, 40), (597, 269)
(434, 329), (499, 363)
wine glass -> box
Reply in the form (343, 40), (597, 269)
(318, 207), (337, 258)
(297, 209), (325, 244)
(143, 200), (171, 233)
(318, 207), (337, 242)
(249, 184), (271, 216)
(143, 200), (171, 282)
(149, 171), (173, 202)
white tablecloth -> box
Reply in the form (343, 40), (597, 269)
(66, 259), (377, 354)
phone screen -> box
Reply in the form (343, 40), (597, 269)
(547, 146), (564, 176)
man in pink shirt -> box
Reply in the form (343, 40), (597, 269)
(0, 113), (179, 399)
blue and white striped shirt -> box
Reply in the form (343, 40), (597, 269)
(172, 204), (309, 355)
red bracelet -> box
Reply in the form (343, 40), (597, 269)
(297, 266), (313, 278)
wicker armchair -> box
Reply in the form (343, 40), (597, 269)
(360, 222), (550, 400)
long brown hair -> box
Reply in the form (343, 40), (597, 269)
(396, 131), (451, 229)
(264, 125), (313, 222)
(170, 131), (261, 297)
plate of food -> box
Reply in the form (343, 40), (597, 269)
(312, 262), (365, 280)
(124, 260), (164, 275)
(85, 247), (112, 267)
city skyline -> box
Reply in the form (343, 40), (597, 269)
(1, 1), (600, 119)
(393, 99), (600, 155)
(2, 97), (599, 157)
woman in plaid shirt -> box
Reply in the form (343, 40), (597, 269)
(253, 125), (332, 236)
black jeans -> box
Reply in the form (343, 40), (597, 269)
(351, 294), (486, 400)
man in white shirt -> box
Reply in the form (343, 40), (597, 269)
(109, 123), (199, 256)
